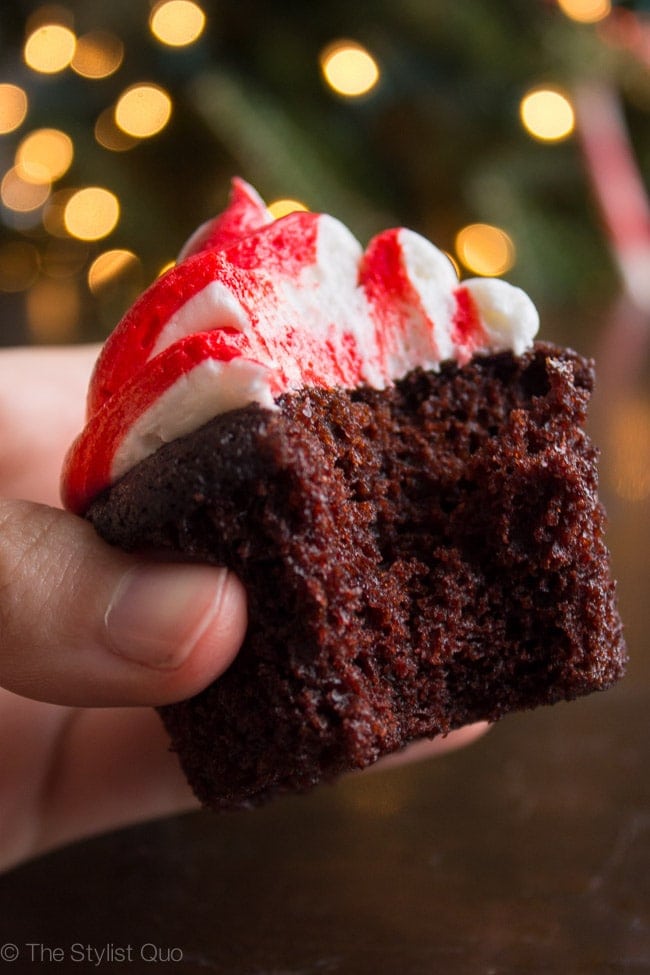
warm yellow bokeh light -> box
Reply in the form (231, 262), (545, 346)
(16, 128), (73, 184)
(1, 167), (50, 212)
(0, 84), (29, 135)
(320, 41), (380, 97)
(114, 84), (172, 138)
(610, 397), (650, 502)
(26, 277), (81, 343)
(268, 198), (309, 219)
(88, 249), (140, 293)
(0, 241), (41, 292)
(455, 223), (515, 277)
(520, 87), (575, 142)
(64, 187), (120, 241)
(24, 24), (76, 74)
(150, 1), (206, 47)
(72, 30), (124, 79)
(556, 0), (611, 24)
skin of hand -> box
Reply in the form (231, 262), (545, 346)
(0, 345), (485, 873)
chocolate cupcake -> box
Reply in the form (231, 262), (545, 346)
(62, 180), (626, 808)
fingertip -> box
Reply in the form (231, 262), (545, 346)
(105, 563), (248, 706)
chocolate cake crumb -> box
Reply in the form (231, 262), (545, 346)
(87, 343), (626, 809)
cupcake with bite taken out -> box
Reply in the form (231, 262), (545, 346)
(62, 179), (626, 809)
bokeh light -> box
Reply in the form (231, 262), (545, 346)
(24, 24), (76, 74)
(26, 277), (80, 342)
(88, 249), (140, 293)
(319, 41), (380, 97)
(1, 167), (50, 212)
(0, 84), (29, 136)
(556, 0), (611, 24)
(72, 30), (124, 79)
(455, 223), (515, 276)
(64, 187), (120, 240)
(0, 241), (41, 292)
(610, 397), (650, 502)
(268, 198), (309, 219)
(15, 128), (73, 184)
(114, 84), (172, 138)
(520, 87), (575, 143)
(150, 1), (206, 47)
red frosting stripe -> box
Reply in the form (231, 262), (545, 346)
(88, 252), (236, 414)
(223, 208), (319, 275)
(63, 329), (255, 514)
(452, 285), (487, 362)
(360, 228), (442, 366)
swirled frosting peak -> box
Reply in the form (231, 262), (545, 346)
(61, 178), (538, 513)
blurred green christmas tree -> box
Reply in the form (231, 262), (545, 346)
(0, 0), (648, 346)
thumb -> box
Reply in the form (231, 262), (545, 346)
(0, 500), (247, 707)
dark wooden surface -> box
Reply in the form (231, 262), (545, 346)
(0, 682), (647, 974)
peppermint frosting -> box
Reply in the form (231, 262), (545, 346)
(61, 178), (539, 514)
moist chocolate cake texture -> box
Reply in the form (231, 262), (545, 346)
(87, 342), (626, 809)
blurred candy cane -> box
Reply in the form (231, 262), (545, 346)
(574, 82), (650, 312)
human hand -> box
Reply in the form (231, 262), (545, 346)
(0, 345), (484, 873)
(0, 345), (247, 871)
